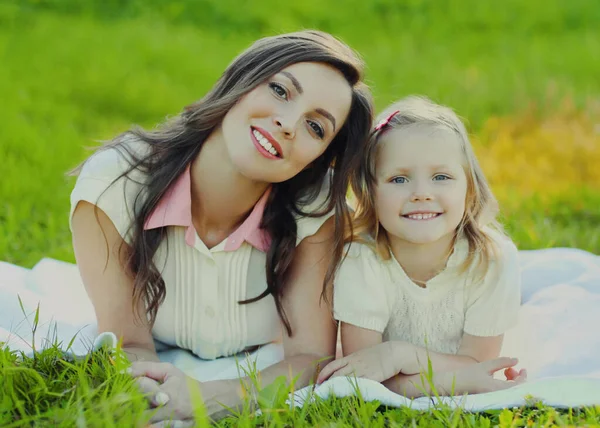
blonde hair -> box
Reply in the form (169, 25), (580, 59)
(350, 95), (505, 279)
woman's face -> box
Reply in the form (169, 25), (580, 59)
(220, 62), (353, 183)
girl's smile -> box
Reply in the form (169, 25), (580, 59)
(401, 211), (443, 221)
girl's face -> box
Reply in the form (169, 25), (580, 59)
(219, 62), (352, 184)
(374, 125), (468, 247)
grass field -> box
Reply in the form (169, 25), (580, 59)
(1, 0), (599, 425)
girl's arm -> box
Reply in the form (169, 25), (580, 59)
(399, 333), (505, 374)
(130, 217), (340, 422)
(318, 323), (523, 398)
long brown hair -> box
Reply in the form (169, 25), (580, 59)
(73, 31), (373, 336)
(351, 96), (504, 279)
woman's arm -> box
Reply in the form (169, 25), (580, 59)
(130, 217), (340, 422)
(71, 201), (159, 362)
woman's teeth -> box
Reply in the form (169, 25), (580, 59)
(253, 129), (280, 157)
(405, 213), (440, 220)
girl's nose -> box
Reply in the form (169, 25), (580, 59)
(410, 189), (434, 202)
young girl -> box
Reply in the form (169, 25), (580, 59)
(317, 96), (526, 397)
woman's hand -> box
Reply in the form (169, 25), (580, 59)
(128, 361), (201, 426)
(316, 342), (406, 384)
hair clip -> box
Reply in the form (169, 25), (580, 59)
(373, 110), (400, 134)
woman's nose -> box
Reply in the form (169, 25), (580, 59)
(273, 112), (297, 139)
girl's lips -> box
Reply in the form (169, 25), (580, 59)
(402, 212), (443, 221)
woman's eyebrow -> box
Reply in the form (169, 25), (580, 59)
(316, 108), (336, 132)
(280, 71), (336, 132)
(280, 71), (303, 94)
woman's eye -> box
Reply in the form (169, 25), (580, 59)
(433, 174), (451, 181)
(391, 176), (407, 184)
(308, 120), (325, 139)
(269, 82), (288, 100)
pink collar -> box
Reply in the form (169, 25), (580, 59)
(144, 166), (271, 252)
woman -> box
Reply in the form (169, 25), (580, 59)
(70, 30), (372, 422)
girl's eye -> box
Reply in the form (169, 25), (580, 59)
(308, 120), (325, 139)
(269, 82), (288, 100)
(391, 176), (407, 184)
(433, 174), (451, 181)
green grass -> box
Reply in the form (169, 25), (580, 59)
(1, 0), (599, 425)
(3, 341), (600, 427)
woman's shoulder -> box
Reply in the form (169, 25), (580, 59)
(293, 171), (338, 245)
(70, 134), (152, 240)
(78, 134), (150, 182)
(295, 170), (334, 215)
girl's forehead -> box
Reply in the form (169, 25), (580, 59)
(376, 125), (465, 168)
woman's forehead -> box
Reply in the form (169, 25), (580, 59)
(276, 62), (352, 121)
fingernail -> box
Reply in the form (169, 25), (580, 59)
(155, 392), (170, 406)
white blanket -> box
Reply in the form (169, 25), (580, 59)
(1, 247), (600, 410)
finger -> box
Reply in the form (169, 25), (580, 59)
(150, 419), (194, 428)
(489, 378), (520, 392)
(512, 370), (528, 385)
(330, 365), (357, 380)
(135, 377), (170, 407)
(129, 361), (172, 381)
(504, 367), (519, 380)
(147, 406), (183, 425)
(483, 357), (518, 374)
(317, 359), (348, 384)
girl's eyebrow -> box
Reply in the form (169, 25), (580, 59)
(429, 164), (455, 171)
(388, 167), (410, 174)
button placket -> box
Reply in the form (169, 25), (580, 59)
(203, 255), (219, 341)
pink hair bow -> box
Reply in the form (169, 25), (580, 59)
(373, 110), (400, 134)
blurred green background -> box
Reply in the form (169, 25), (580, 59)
(1, 0), (599, 266)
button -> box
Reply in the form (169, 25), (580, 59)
(205, 306), (215, 318)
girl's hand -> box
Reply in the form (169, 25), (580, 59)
(441, 357), (527, 395)
(316, 342), (403, 384)
(128, 361), (201, 425)
(504, 366), (527, 381)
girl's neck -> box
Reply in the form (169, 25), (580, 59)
(189, 129), (270, 247)
(388, 233), (456, 286)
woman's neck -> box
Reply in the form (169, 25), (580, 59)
(189, 131), (269, 247)
(388, 233), (455, 286)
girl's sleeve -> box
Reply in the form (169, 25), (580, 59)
(463, 238), (522, 337)
(333, 244), (392, 333)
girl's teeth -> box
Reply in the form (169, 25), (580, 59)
(253, 129), (279, 156)
(408, 213), (438, 220)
